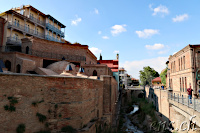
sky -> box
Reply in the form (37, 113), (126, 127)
(1, 0), (200, 79)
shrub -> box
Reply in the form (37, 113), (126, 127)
(54, 104), (58, 109)
(32, 102), (38, 107)
(4, 105), (9, 111)
(36, 130), (51, 133)
(36, 113), (47, 123)
(61, 126), (76, 133)
(16, 124), (25, 133)
(4, 105), (16, 112)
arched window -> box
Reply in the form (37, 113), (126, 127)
(93, 70), (97, 76)
(5, 60), (11, 71)
(26, 46), (29, 54)
(16, 64), (21, 73)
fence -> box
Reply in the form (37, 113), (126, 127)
(168, 93), (200, 112)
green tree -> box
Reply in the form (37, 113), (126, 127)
(160, 68), (167, 86)
(139, 66), (159, 86)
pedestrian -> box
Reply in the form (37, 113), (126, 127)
(198, 89), (200, 98)
(187, 83), (193, 104)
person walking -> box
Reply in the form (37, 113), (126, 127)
(187, 83), (193, 104)
(198, 89), (200, 98)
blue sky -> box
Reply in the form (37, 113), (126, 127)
(1, 0), (200, 79)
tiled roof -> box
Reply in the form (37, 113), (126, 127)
(152, 77), (161, 82)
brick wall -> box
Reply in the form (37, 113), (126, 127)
(21, 37), (97, 65)
(0, 73), (104, 132)
(1, 52), (43, 73)
(82, 64), (113, 78)
(145, 87), (170, 123)
(101, 75), (118, 124)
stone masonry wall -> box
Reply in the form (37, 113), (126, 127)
(0, 73), (104, 133)
(21, 37), (97, 65)
(1, 52), (43, 73)
(101, 75), (118, 124)
(145, 87), (170, 122)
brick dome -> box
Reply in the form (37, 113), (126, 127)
(46, 61), (76, 75)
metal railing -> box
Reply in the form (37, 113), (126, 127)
(46, 23), (65, 37)
(168, 93), (200, 112)
(6, 37), (21, 45)
(28, 15), (45, 26)
(45, 35), (64, 43)
(7, 22), (45, 39)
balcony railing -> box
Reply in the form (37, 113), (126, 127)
(46, 23), (65, 37)
(6, 37), (21, 46)
(168, 93), (200, 112)
(7, 22), (45, 39)
(28, 15), (45, 26)
(45, 35), (64, 43)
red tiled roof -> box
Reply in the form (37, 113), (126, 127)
(111, 69), (118, 72)
(131, 78), (139, 81)
(97, 60), (118, 72)
(152, 77), (161, 82)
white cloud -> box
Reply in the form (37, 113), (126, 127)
(71, 16), (82, 26)
(172, 14), (189, 22)
(102, 36), (109, 39)
(111, 24), (127, 36)
(145, 43), (164, 50)
(121, 57), (168, 79)
(98, 31), (102, 35)
(113, 50), (119, 54)
(158, 50), (168, 54)
(89, 47), (102, 57)
(150, 4), (169, 16)
(94, 8), (99, 14)
(136, 29), (159, 38)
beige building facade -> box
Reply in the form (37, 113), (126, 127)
(0, 5), (65, 52)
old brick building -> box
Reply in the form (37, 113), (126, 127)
(0, 36), (97, 74)
(166, 44), (200, 97)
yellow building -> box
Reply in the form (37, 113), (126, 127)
(0, 5), (66, 52)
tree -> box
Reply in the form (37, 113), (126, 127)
(139, 66), (159, 86)
(160, 68), (167, 86)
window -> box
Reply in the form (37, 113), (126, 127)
(14, 19), (17, 26)
(179, 59), (180, 71)
(17, 20), (19, 27)
(180, 78), (182, 92)
(36, 28), (38, 35)
(185, 77), (187, 92)
(27, 25), (30, 32)
(183, 56), (185, 69)
(171, 63), (173, 73)
(26, 46), (29, 54)
(174, 61), (176, 72)
(16, 64), (21, 73)
(181, 57), (182, 70)
(182, 77), (184, 92)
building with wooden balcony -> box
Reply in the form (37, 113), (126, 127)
(0, 5), (66, 52)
